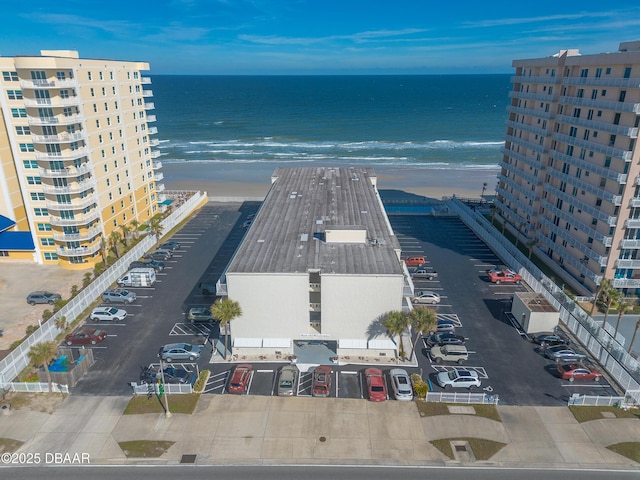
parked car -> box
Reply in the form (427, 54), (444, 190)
(153, 248), (173, 258)
(436, 369), (481, 390)
(26, 291), (61, 305)
(145, 251), (171, 261)
(277, 365), (298, 396)
(487, 268), (522, 284)
(242, 220), (253, 228)
(543, 345), (586, 362)
(90, 306), (127, 322)
(531, 332), (568, 347)
(389, 368), (413, 401)
(129, 259), (165, 271)
(64, 328), (107, 346)
(425, 332), (465, 347)
(198, 282), (216, 295)
(159, 343), (202, 362)
(436, 320), (456, 334)
(102, 288), (137, 304)
(404, 256), (426, 267)
(187, 307), (214, 323)
(364, 367), (387, 402)
(556, 362), (603, 382)
(141, 366), (197, 385)
(160, 241), (181, 251)
(412, 291), (441, 305)
(412, 266), (438, 280)
(312, 365), (332, 397)
(429, 344), (469, 364)
(228, 364), (253, 394)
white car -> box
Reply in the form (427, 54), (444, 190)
(389, 368), (413, 401)
(90, 306), (127, 322)
(412, 291), (441, 305)
(436, 369), (481, 390)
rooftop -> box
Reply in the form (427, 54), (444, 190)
(516, 292), (558, 313)
(226, 167), (402, 275)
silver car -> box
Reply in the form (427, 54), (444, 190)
(90, 306), (127, 322)
(277, 365), (298, 396)
(543, 345), (586, 362)
(102, 288), (137, 304)
(389, 368), (413, 401)
(159, 343), (202, 362)
(412, 291), (441, 305)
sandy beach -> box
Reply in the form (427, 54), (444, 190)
(161, 161), (499, 200)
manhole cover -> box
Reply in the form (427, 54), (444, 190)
(454, 445), (467, 452)
(180, 454), (197, 464)
(319, 436), (326, 442)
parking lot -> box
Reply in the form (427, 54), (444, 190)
(389, 214), (619, 406)
(65, 204), (618, 405)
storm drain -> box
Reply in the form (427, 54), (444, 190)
(180, 454), (197, 464)
(319, 436), (327, 442)
(454, 445), (467, 452)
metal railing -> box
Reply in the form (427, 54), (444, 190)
(423, 392), (499, 405)
(132, 383), (192, 395)
(4, 382), (69, 394)
(0, 190), (207, 388)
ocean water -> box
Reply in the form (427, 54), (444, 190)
(151, 75), (511, 172)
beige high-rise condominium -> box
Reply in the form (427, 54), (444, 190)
(0, 50), (162, 270)
(499, 41), (640, 294)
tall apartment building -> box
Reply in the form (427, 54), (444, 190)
(0, 50), (163, 269)
(498, 40), (640, 294)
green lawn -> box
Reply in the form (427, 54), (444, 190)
(431, 437), (506, 460)
(123, 394), (200, 415)
(118, 440), (175, 458)
(415, 401), (501, 422)
(568, 406), (640, 423)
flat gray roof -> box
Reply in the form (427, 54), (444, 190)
(227, 167), (402, 275)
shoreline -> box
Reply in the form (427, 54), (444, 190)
(161, 161), (499, 200)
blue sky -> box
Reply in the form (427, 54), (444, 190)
(2, 1), (640, 74)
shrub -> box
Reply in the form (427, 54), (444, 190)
(94, 263), (106, 278)
(70, 285), (79, 297)
(82, 272), (92, 287)
(193, 370), (210, 393)
(25, 324), (39, 336)
(42, 310), (53, 321)
(10, 339), (23, 350)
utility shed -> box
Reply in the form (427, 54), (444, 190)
(512, 291), (559, 334)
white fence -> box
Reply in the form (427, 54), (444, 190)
(445, 198), (640, 398)
(568, 394), (627, 407)
(132, 383), (193, 395)
(4, 382), (69, 394)
(423, 392), (499, 405)
(0, 191), (207, 388)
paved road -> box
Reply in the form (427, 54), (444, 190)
(1, 465), (637, 480)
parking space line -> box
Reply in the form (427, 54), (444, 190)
(436, 313), (462, 327)
(256, 369), (274, 373)
(561, 383), (610, 388)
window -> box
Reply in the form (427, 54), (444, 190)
(619, 91), (626, 102)
(56, 71), (66, 81)
(40, 238), (55, 246)
(90, 88), (95, 97)
(37, 223), (52, 231)
(99, 72), (103, 80)
(11, 108), (27, 118)
(7, 90), (22, 100)
(22, 160), (38, 169)
(87, 72), (92, 80)
(2, 71), (18, 81)
(15, 126), (30, 135)
(19, 143), (35, 152)
(30, 192), (45, 201)
(577, 88), (584, 98)
(624, 67), (632, 79)
(26, 176), (42, 185)
(34, 208), (48, 216)
(96, 119), (100, 128)
(30, 70), (46, 80)
(580, 68), (588, 77)
(591, 89), (598, 100)
(596, 68), (602, 78)
(44, 252), (58, 260)
(595, 198), (602, 207)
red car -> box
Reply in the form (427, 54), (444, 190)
(312, 366), (332, 397)
(487, 268), (522, 284)
(364, 367), (387, 402)
(64, 328), (107, 346)
(404, 256), (426, 267)
(556, 363), (603, 382)
(227, 364), (253, 393)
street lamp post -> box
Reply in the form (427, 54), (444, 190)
(481, 182), (487, 203)
(158, 359), (172, 419)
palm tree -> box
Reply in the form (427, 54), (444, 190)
(100, 235), (109, 266)
(108, 230), (121, 258)
(148, 217), (164, 245)
(590, 278), (611, 316)
(613, 297), (634, 341)
(408, 307), (437, 361)
(481, 182), (487, 203)
(120, 224), (132, 247)
(27, 341), (58, 393)
(601, 287), (620, 329)
(54, 316), (69, 333)
(130, 219), (140, 239)
(211, 297), (242, 360)
(382, 311), (409, 361)
(628, 318), (640, 354)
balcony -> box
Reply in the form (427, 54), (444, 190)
(141, 77), (152, 84)
(309, 303), (321, 312)
(508, 90), (558, 103)
(511, 75), (561, 84)
(626, 219), (640, 228)
(42, 177), (97, 195)
(620, 239), (640, 249)
(631, 198), (640, 208)
(612, 278), (640, 288)
(506, 105), (554, 120)
(49, 209), (100, 227)
(548, 150), (626, 183)
(156, 183), (165, 192)
(562, 76), (640, 88)
(560, 95), (640, 114)
(616, 259), (640, 269)
(31, 131), (87, 143)
(506, 119), (548, 138)
(144, 102), (155, 110)
(46, 195), (97, 211)
(153, 172), (164, 182)
(553, 133), (633, 161)
(500, 147), (544, 171)
(150, 150), (161, 159)
(28, 114), (85, 126)
(56, 242), (101, 257)
(152, 161), (162, 170)
(52, 225), (102, 242)
(146, 115), (157, 123)
(23, 96), (80, 108)
(544, 184), (617, 226)
(39, 162), (92, 178)
(142, 90), (153, 97)
(35, 147), (90, 162)
(504, 133), (547, 154)
(20, 78), (78, 89)
(149, 138), (160, 147)
(556, 114), (638, 139)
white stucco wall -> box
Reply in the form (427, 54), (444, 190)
(227, 272), (309, 339)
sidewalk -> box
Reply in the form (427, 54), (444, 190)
(1, 394), (638, 468)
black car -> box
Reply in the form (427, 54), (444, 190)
(129, 259), (165, 271)
(531, 332), (568, 347)
(425, 332), (465, 347)
(145, 251), (171, 261)
(141, 366), (197, 385)
(160, 241), (181, 251)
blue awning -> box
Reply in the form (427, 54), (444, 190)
(0, 231), (35, 251)
(0, 215), (16, 233)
